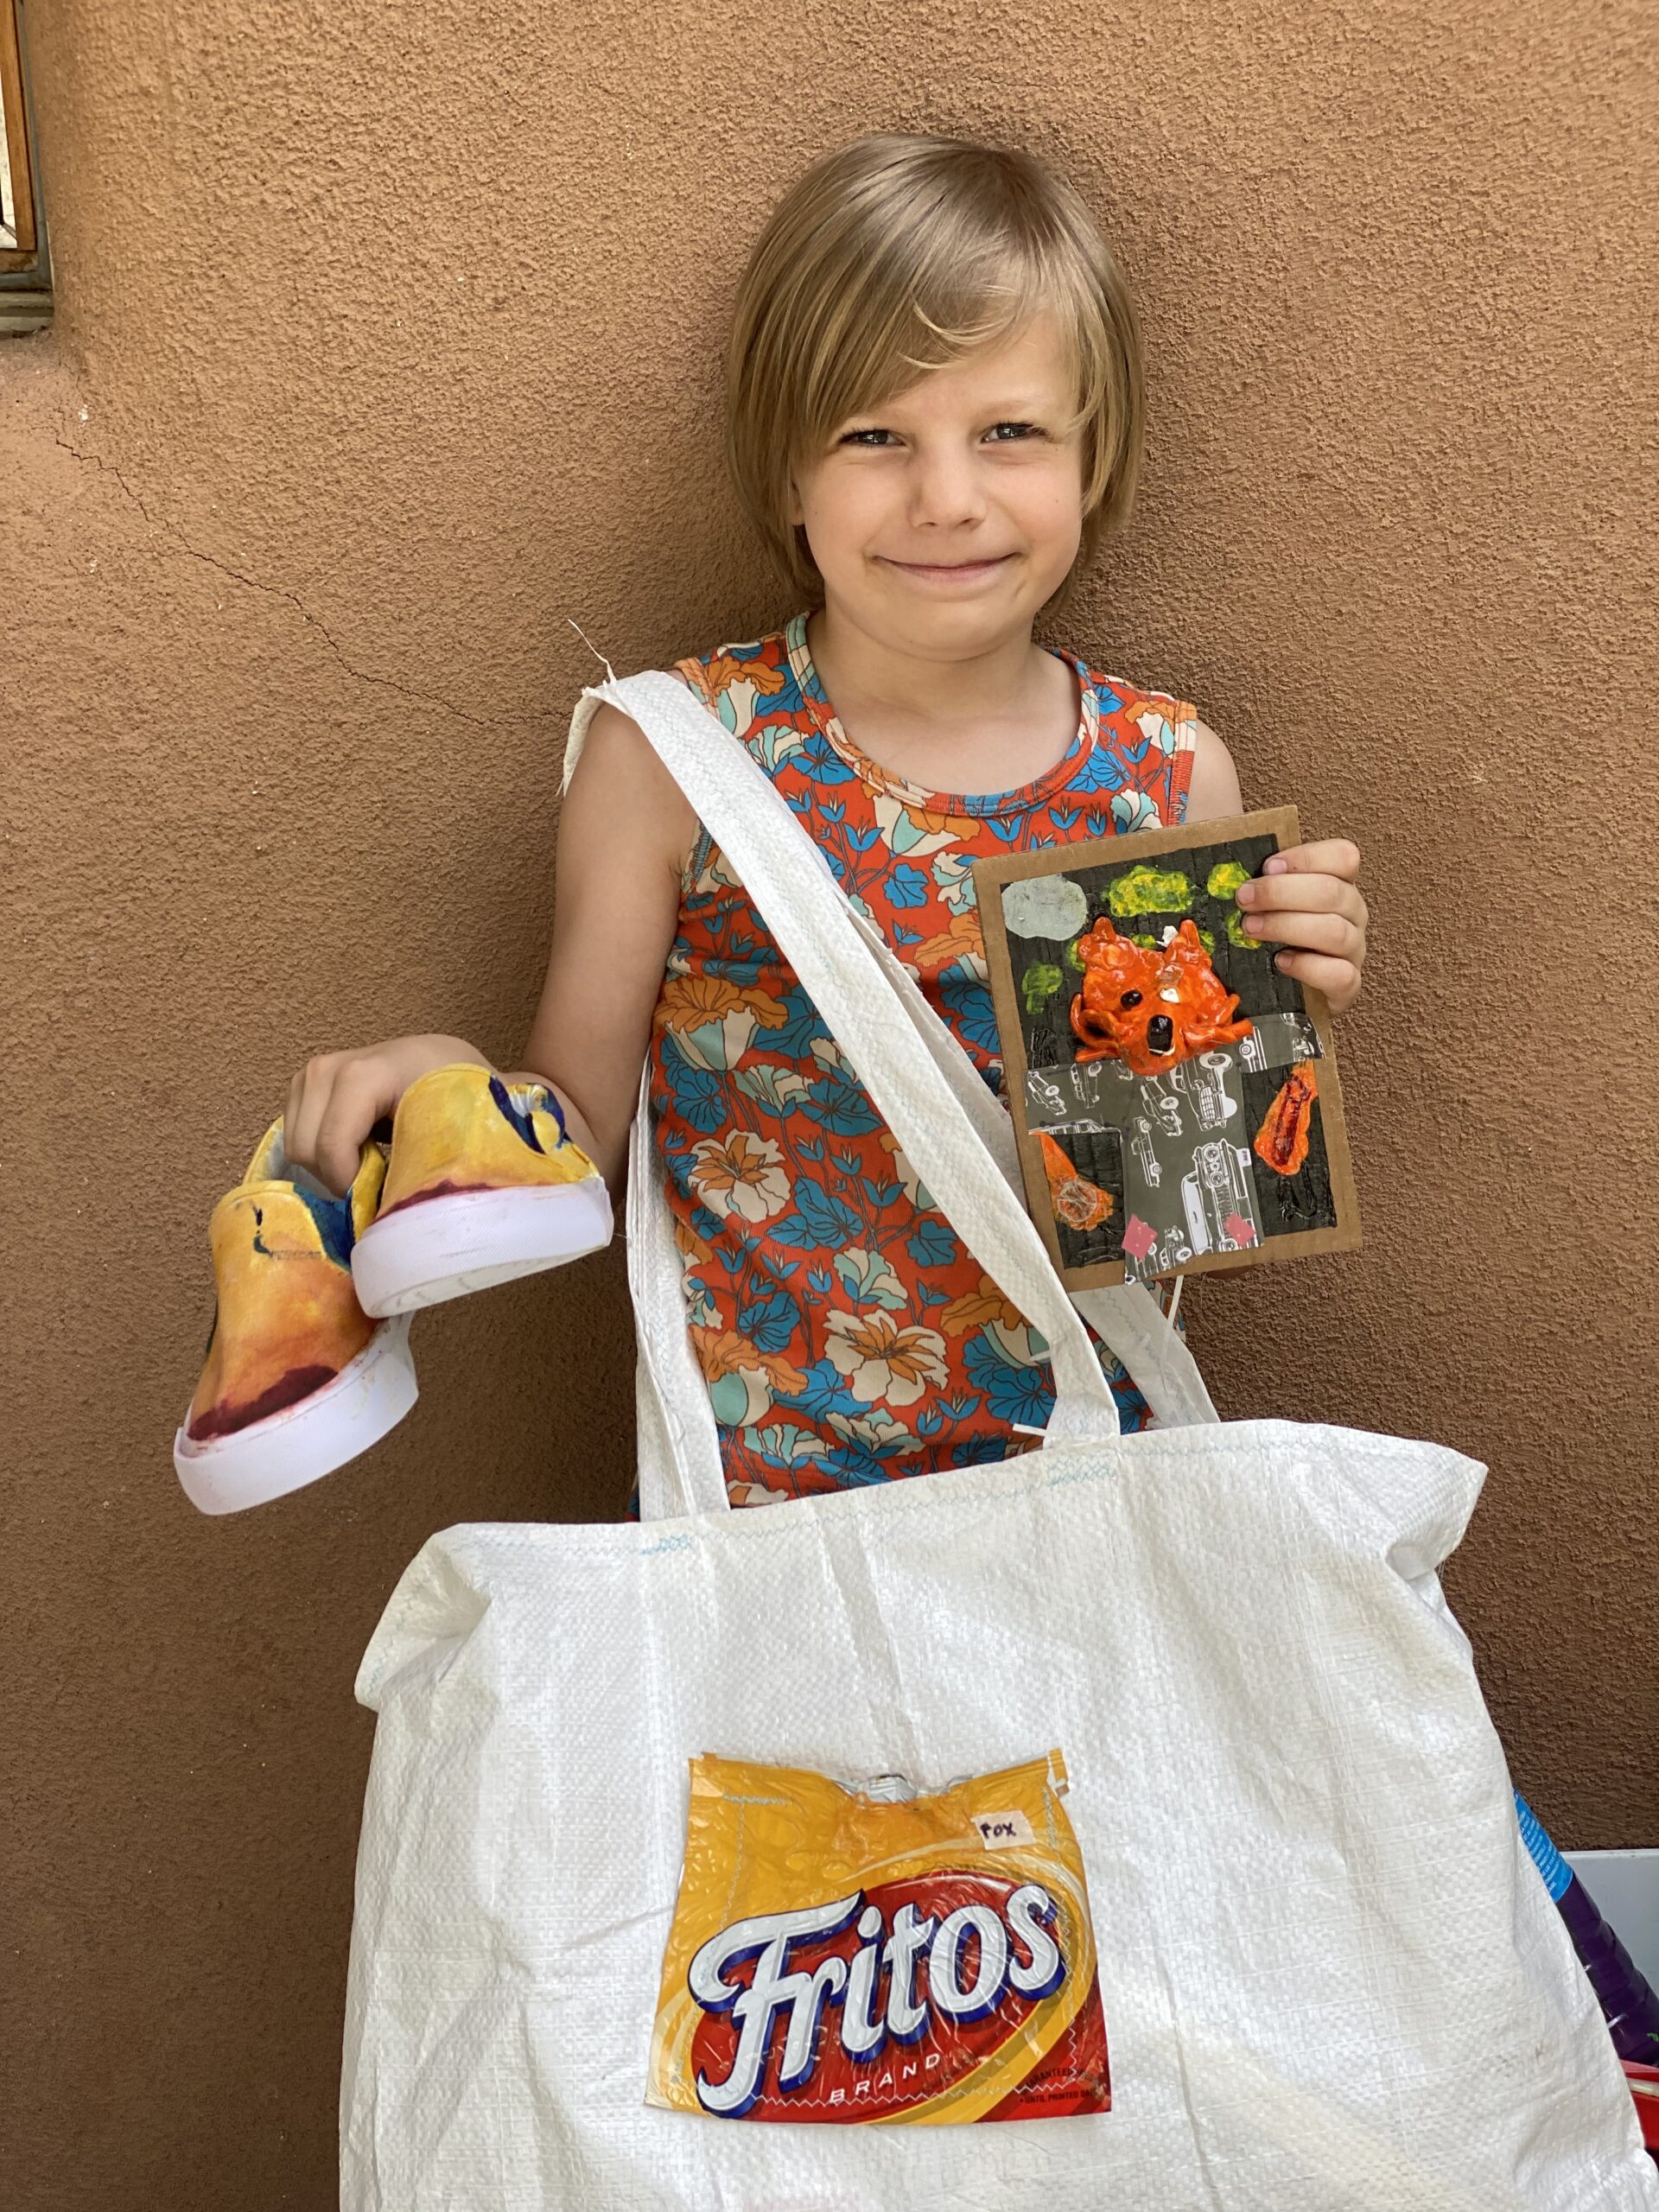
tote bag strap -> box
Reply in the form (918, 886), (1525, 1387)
(623, 1059), (729, 1520)
(575, 671), (1215, 1516)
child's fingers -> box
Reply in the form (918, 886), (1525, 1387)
(309, 1058), (405, 1195)
(284, 1067), (307, 1151)
(1265, 838), (1361, 882)
(1269, 948), (1363, 1011)
(1236, 870), (1368, 929)
(285, 1052), (378, 1195)
(283, 1056), (335, 1174)
(1236, 907), (1365, 962)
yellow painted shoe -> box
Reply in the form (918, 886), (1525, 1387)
(174, 1121), (417, 1515)
(349, 1064), (613, 1319)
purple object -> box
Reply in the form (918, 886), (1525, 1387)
(1555, 1868), (1659, 2065)
(1516, 1792), (1659, 2064)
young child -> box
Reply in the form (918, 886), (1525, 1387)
(282, 130), (1368, 1509)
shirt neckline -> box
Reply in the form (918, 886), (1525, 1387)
(784, 610), (1099, 818)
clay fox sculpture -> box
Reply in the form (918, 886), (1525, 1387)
(1069, 917), (1253, 1077)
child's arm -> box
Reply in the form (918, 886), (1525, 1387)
(1185, 718), (1368, 1014)
(506, 705), (697, 1184)
(282, 703), (693, 1197)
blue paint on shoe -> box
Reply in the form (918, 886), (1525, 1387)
(294, 1185), (357, 1267)
(489, 1073), (566, 1153)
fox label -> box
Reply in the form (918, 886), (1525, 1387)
(973, 1810), (1035, 1847)
(685, 1877), (1065, 2117)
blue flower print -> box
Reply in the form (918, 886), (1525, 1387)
(801, 732), (858, 785)
(737, 1290), (803, 1351)
(802, 1064), (883, 1135)
(784, 1357), (867, 1423)
(771, 1178), (865, 1250)
(905, 1217), (958, 1270)
(766, 987), (838, 1060)
(937, 974), (1002, 1054)
(661, 1052), (727, 1134)
(817, 1440), (893, 1487)
(884, 861), (931, 910)
(950, 1433), (1020, 1468)
(963, 1332), (1057, 1427)
(1071, 745), (1128, 795)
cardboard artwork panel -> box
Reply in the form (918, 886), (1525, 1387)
(975, 809), (1361, 1287)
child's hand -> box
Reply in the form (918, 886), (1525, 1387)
(284, 1033), (493, 1197)
(1233, 841), (1368, 1014)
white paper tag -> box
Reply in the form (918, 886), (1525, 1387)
(972, 1810), (1036, 1848)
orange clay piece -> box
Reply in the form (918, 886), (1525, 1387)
(1252, 1063), (1319, 1176)
(1037, 1132), (1116, 1233)
(1070, 917), (1253, 1076)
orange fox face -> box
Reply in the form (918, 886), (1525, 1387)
(1070, 918), (1253, 1076)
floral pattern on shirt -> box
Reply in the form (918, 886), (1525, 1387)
(646, 611), (1198, 1509)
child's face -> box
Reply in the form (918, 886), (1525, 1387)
(788, 308), (1085, 651)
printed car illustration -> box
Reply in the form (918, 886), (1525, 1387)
(1180, 1141), (1261, 1255)
(1170, 1051), (1238, 1133)
(1143, 1082), (1185, 1139)
(1129, 1117), (1162, 1188)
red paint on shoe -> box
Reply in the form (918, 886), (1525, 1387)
(187, 1363), (338, 1440)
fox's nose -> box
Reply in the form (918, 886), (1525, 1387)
(1147, 1014), (1175, 1054)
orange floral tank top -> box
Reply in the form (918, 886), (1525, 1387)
(649, 611), (1198, 1510)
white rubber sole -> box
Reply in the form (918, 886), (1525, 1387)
(350, 1179), (615, 1318)
(174, 1313), (417, 1516)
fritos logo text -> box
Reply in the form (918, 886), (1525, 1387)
(647, 1751), (1110, 2126)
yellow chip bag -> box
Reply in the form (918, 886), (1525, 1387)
(647, 1749), (1110, 2125)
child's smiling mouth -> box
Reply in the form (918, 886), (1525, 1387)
(877, 553), (1016, 583)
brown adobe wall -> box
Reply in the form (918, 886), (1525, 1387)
(3, 3), (1653, 2202)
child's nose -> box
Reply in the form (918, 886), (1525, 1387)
(906, 450), (988, 528)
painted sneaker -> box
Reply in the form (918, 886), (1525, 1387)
(175, 1122), (418, 1515)
(349, 1064), (613, 1318)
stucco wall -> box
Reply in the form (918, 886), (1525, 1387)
(4, 2), (1653, 2202)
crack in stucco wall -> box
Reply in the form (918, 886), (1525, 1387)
(51, 426), (504, 734)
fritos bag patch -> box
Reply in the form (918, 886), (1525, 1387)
(646, 1749), (1110, 2125)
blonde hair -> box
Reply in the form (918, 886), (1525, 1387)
(725, 131), (1146, 623)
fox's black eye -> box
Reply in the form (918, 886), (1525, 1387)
(1120, 990), (1143, 1009)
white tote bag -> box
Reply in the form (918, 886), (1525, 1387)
(340, 670), (1656, 2209)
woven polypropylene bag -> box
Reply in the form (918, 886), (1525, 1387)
(339, 671), (1656, 2209)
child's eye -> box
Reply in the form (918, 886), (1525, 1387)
(836, 423), (1044, 448)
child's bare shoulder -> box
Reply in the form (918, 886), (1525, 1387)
(577, 659), (704, 771)
(565, 687), (699, 864)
